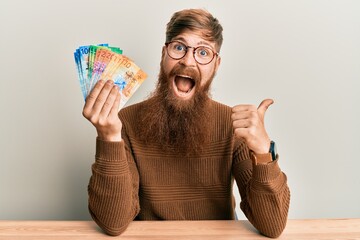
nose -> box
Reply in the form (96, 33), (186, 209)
(179, 48), (196, 66)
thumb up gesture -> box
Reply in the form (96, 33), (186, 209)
(231, 99), (274, 154)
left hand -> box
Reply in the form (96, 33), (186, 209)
(231, 99), (274, 154)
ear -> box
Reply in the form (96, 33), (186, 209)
(214, 55), (221, 72)
(161, 46), (166, 59)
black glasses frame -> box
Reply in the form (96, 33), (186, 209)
(165, 41), (219, 65)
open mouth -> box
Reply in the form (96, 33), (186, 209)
(173, 75), (195, 99)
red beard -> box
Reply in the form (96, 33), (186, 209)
(136, 61), (215, 155)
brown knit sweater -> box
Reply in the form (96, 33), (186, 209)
(88, 99), (290, 238)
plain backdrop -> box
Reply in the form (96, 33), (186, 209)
(1, 0), (359, 220)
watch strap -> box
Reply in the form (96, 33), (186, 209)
(269, 140), (277, 161)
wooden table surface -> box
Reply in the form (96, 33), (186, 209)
(0, 219), (359, 239)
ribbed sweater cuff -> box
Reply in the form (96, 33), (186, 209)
(94, 138), (129, 175)
(251, 157), (282, 183)
(96, 138), (125, 160)
(250, 157), (286, 194)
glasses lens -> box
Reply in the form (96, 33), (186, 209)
(167, 42), (186, 59)
(194, 47), (214, 65)
(166, 41), (217, 65)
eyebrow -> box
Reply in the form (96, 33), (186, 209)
(172, 37), (213, 48)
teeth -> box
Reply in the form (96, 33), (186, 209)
(178, 75), (192, 79)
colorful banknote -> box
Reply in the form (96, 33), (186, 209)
(74, 44), (109, 99)
(74, 44), (147, 109)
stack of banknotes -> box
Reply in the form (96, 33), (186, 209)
(74, 44), (147, 109)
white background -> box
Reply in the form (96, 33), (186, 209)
(1, 0), (359, 220)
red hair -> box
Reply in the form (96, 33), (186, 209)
(166, 9), (223, 52)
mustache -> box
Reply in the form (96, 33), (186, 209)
(169, 65), (201, 85)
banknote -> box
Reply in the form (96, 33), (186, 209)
(74, 43), (108, 99)
(100, 55), (147, 108)
(74, 44), (147, 109)
(74, 51), (86, 99)
(88, 46), (123, 92)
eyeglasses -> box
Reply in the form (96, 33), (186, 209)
(165, 41), (219, 65)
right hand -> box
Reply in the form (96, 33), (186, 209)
(82, 80), (122, 141)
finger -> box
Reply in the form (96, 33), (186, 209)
(83, 80), (105, 118)
(233, 128), (249, 139)
(91, 80), (115, 116)
(233, 119), (251, 129)
(100, 85), (119, 118)
(257, 99), (274, 120)
(83, 80), (105, 109)
(232, 104), (257, 113)
(231, 111), (257, 121)
(108, 90), (121, 119)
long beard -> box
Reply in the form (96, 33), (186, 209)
(137, 62), (215, 155)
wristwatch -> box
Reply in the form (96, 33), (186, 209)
(269, 140), (277, 161)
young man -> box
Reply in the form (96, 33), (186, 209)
(83, 8), (290, 238)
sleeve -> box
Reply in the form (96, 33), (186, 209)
(232, 140), (290, 238)
(87, 136), (140, 236)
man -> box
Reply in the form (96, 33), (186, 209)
(82, 8), (290, 238)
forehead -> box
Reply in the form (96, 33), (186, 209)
(171, 30), (216, 49)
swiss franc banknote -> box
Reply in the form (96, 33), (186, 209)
(74, 44), (147, 109)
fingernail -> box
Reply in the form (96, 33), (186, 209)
(106, 80), (113, 85)
(98, 80), (104, 84)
